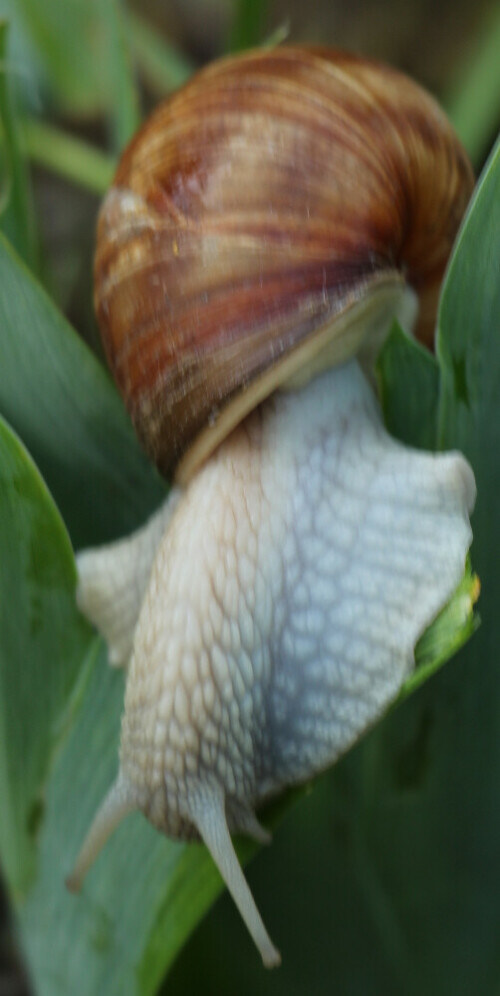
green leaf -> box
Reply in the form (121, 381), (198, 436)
(444, 5), (500, 166)
(0, 3), (42, 112)
(1, 0), (105, 115)
(0, 416), (91, 898)
(101, 0), (140, 153)
(18, 644), (224, 996)
(429, 138), (500, 984)
(0, 20), (38, 269)
(3, 0), (139, 133)
(20, 116), (116, 195)
(0, 234), (165, 548)
(437, 136), (500, 451)
(0, 412), (222, 994)
(376, 321), (440, 450)
(399, 560), (480, 702)
(229, 0), (268, 51)
(18, 642), (306, 996)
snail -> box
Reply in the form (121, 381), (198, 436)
(67, 47), (476, 967)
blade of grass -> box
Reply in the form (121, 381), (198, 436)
(444, 4), (500, 166)
(102, 0), (140, 153)
(126, 11), (194, 95)
(18, 117), (116, 194)
(261, 21), (290, 49)
(0, 20), (38, 269)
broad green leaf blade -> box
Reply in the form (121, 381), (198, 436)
(19, 644), (225, 996)
(0, 416), (91, 898)
(0, 3), (41, 112)
(0, 234), (165, 548)
(437, 136), (500, 448)
(425, 136), (500, 982)
(0, 20), (38, 269)
(376, 321), (440, 450)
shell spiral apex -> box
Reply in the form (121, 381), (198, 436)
(94, 46), (473, 483)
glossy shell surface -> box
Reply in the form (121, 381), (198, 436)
(94, 47), (473, 480)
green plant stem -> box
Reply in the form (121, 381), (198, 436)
(19, 118), (116, 195)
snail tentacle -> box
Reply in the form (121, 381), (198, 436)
(66, 773), (138, 893)
(188, 783), (281, 968)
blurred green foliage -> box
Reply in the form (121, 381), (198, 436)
(229, 0), (267, 50)
(0, 22), (37, 268)
(0, 2), (499, 994)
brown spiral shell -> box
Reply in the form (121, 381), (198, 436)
(94, 46), (473, 483)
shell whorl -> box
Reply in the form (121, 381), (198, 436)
(94, 46), (473, 482)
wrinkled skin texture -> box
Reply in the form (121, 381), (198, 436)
(70, 361), (475, 966)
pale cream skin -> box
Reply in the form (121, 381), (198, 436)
(69, 360), (475, 968)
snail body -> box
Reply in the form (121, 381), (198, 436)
(69, 48), (476, 967)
